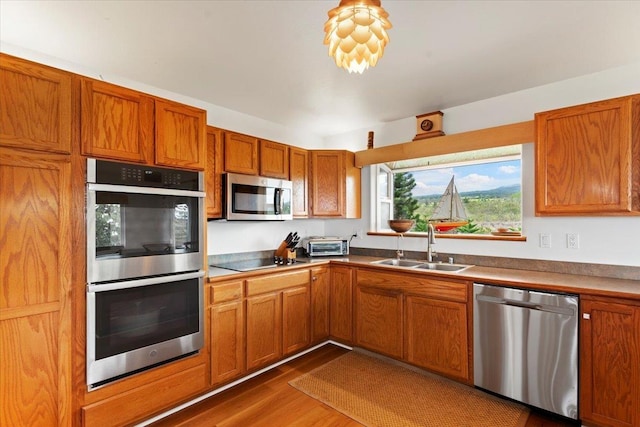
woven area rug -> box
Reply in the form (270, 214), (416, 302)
(289, 351), (529, 427)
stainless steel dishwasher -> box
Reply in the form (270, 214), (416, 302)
(473, 283), (579, 419)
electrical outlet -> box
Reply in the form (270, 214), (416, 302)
(358, 229), (364, 239)
(539, 233), (552, 248)
(567, 233), (580, 249)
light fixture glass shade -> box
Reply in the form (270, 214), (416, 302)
(324, 0), (392, 74)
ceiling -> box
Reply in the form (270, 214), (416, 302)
(2, 1), (640, 138)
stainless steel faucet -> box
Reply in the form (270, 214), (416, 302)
(427, 223), (437, 262)
(396, 234), (404, 260)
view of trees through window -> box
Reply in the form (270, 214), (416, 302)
(390, 158), (522, 234)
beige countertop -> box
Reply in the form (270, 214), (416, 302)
(209, 255), (640, 300)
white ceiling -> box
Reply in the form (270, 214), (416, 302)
(2, 1), (640, 137)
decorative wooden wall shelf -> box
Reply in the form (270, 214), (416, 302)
(354, 120), (534, 167)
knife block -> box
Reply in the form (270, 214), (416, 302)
(275, 240), (296, 261)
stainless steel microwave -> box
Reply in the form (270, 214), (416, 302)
(303, 237), (349, 257)
(224, 173), (293, 220)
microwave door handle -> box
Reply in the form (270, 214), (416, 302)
(274, 188), (282, 215)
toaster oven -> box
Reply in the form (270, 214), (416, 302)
(302, 237), (349, 257)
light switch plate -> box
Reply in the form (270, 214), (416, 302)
(539, 233), (551, 248)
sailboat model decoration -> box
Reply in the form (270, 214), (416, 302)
(430, 177), (468, 232)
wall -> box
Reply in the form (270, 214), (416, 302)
(324, 61), (640, 268)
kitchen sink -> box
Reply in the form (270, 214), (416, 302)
(371, 259), (425, 267)
(370, 259), (472, 272)
(415, 262), (471, 272)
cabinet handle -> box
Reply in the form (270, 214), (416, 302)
(312, 276), (317, 281)
(583, 313), (590, 320)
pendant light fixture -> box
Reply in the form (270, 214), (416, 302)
(324, 0), (392, 74)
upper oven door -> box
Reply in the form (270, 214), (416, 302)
(87, 184), (205, 283)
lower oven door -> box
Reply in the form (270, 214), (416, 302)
(86, 271), (204, 389)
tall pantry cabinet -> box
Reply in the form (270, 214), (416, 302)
(0, 53), (74, 426)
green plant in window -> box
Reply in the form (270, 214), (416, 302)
(393, 172), (419, 220)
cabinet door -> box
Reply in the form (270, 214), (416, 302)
(535, 95), (640, 214)
(260, 139), (289, 179)
(206, 127), (224, 218)
(81, 78), (154, 163)
(405, 295), (469, 382)
(290, 146), (309, 217)
(246, 293), (282, 370)
(0, 54), (72, 153)
(210, 301), (244, 385)
(330, 266), (353, 343)
(310, 267), (330, 343)
(0, 148), (72, 426)
(224, 132), (259, 175)
(355, 286), (403, 358)
(310, 150), (345, 217)
(155, 98), (206, 170)
(282, 286), (310, 355)
(581, 298), (639, 427)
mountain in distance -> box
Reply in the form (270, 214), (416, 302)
(415, 184), (521, 203)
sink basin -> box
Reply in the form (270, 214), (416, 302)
(370, 259), (472, 272)
(415, 263), (471, 272)
(371, 259), (424, 267)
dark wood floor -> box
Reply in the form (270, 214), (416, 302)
(150, 344), (577, 427)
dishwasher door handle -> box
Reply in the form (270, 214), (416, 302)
(476, 294), (575, 316)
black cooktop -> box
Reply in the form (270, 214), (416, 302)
(212, 257), (307, 272)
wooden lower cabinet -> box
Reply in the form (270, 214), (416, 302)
(210, 301), (244, 385)
(282, 286), (311, 355)
(405, 295), (469, 382)
(245, 269), (311, 371)
(580, 296), (640, 427)
(330, 266), (354, 343)
(355, 268), (471, 383)
(355, 286), (403, 358)
(246, 292), (283, 370)
(310, 266), (330, 343)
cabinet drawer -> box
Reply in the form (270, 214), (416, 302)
(357, 268), (468, 302)
(246, 269), (309, 296)
(210, 280), (243, 304)
(82, 364), (207, 427)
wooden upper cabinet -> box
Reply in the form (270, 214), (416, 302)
(310, 150), (361, 218)
(81, 78), (154, 163)
(259, 139), (289, 179)
(290, 146), (309, 217)
(224, 131), (259, 175)
(81, 77), (206, 169)
(0, 53), (72, 154)
(206, 126), (224, 218)
(535, 94), (640, 215)
(155, 98), (206, 170)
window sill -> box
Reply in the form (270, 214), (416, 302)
(367, 231), (527, 242)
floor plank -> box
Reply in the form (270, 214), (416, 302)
(149, 344), (576, 427)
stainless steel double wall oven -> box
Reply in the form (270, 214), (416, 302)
(86, 159), (205, 389)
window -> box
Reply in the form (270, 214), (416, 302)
(376, 146), (522, 235)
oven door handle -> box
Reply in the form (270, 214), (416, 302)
(87, 271), (205, 293)
(88, 183), (205, 198)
